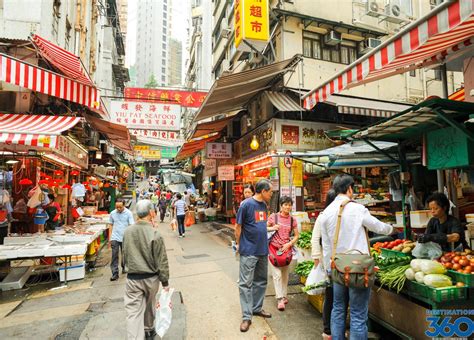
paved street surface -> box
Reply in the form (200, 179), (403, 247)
(0, 220), (323, 339)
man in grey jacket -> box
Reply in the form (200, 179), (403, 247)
(123, 200), (170, 340)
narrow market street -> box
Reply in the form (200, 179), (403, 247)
(0, 219), (323, 340)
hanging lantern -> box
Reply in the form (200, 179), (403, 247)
(91, 180), (98, 186)
(70, 170), (80, 176)
(250, 135), (259, 151)
(40, 172), (47, 178)
(61, 184), (72, 189)
(54, 170), (64, 176)
(44, 176), (51, 181)
(38, 179), (49, 185)
(303, 174), (309, 180)
(85, 184), (91, 191)
(19, 178), (33, 186)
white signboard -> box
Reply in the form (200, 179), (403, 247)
(110, 100), (181, 131)
(129, 129), (184, 147)
(218, 165), (235, 181)
(55, 136), (88, 169)
(206, 142), (232, 159)
(204, 158), (217, 177)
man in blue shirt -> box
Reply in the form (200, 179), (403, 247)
(109, 199), (135, 281)
(235, 179), (273, 332)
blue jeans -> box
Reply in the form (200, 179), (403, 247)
(239, 255), (268, 321)
(331, 282), (371, 340)
(177, 214), (185, 236)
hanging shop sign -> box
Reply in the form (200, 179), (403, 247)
(204, 158), (217, 177)
(218, 165), (235, 181)
(426, 126), (474, 170)
(279, 158), (303, 187)
(234, 0), (270, 52)
(134, 145), (161, 160)
(234, 121), (274, 161)
(110, 100), (181, 131)
(161, 147), (178, 159)
(206, 142), (233, 159)
(281, 125), (299, 145)
(54, 136), (88, 169)
(129, 129), (184, 147)
(124, 88), (207, 108)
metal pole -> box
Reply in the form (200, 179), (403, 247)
(436, 64), (449, 193)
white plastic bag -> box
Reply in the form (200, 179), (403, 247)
(155, 288), (174, 337)
(304, 264), (328, 295)
(412, 241), (442, 260)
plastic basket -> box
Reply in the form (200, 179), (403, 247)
(447, 270), (474, 287)
(380, 248), (408, 258)
(405, 280), (467, 303)
(307, 294), (324, 313)
(300, 276), (307, 285)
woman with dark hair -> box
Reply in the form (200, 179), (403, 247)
(311, 189), (345, 339)
(266, 196), (299, 311)
(45, 193), (61, 231)
(419, 192), (467, 251)
(242, 184), (255, 200)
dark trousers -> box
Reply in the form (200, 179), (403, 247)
(110, 240), (124, 276)
(177, 214), (185, 236)
(159, 207), (166, 222)
(0, 226), (7, 245)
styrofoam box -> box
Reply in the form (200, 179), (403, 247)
(0, 246), (20, 259)
(4, 237), (37, 245)
(410, 210), (431, 227)
(59, 261), (85, 282)
(44, 246), (66, 257)
(62, 244), (87, 255)
(17, 245), (49, 257)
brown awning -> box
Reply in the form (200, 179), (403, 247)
(176, 134), (221, 161)
(193, 56), (301, 122)
(191, 116), (235, 139)
(83, 113), (133, 154)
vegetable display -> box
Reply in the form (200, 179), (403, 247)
(375, 255), (411, 268)
(296, 231), (312, 249)
(377, 264), (411, 293)
(423, 274), (452, 288)
(373, 239), (416, 254)
(295, 261), (314, 277)
(405, 259), (456, 288)
(439, 251), (474, 274)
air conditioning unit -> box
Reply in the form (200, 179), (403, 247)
(365, 1), (383, 17)
(221, 28), (232, 39)
(324, 31), (342, 46)
(384, 3), (408, 24)
(248, 52), (263, 65)
(361, 38), (382, 54)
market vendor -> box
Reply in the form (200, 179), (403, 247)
(418, 192), (468, 251)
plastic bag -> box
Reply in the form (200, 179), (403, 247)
(303, 264), (328, 295)
(184, 211), (195, 227)
(412, 241), (442, 260)
(170, 219), (177, 231)
(155, 288), (174, 337)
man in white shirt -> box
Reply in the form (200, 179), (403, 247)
(319, 174), (393, 340)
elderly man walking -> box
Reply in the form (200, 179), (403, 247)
(235, 179), (274, 332)
(109, 199), (134, 281)
(123, 200), (170, 340)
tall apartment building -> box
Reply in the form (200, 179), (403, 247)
(186, 0), (214, 91)
(211, 0), (462, 106)
(0, 0), (128, 111)
(168, 38), (183, 86)
(135, 0), (170, 87)
(117, 0), (128, 48)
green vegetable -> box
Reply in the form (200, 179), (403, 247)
(420, 261), (446, 275)
(296, 231), (312, 249)
(423, 274), (452, 288)
(295, 261), (314, 277)
(377, 264), (410, 293)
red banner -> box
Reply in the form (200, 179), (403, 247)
(124, 88), (207, 108)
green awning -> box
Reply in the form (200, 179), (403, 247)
(352, 98), (474, 142)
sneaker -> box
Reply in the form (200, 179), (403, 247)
(182, 234), (185, 238)
(110, 275), (119, 281)
(277, 299), (285, 311)
(179, 235), (183, 238)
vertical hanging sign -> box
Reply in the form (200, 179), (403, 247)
(234, 0), (269, 52)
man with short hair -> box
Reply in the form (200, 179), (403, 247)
(235, 179), (273, 332)
(319, 174), (393, 340)
(123, 200), (169, 340)
(109, 200), (134, 281)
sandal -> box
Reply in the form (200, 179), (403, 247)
(277, 299), (285, 311)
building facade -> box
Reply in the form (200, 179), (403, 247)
(168, 38), (183, 86)
(135, 0), (170, 87)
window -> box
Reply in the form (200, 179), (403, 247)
(164, 4), (167, 11)
(303, 30), (358, 65)
(162, 67), (166, 74)
(163, 27), (167, 34)
(434, 68), (442, 81)
(162, 51), (166, 58)
(409, 69), (416, 77)
(302, 31), (321, 59)
(162, 75), (166, 82)
(162, 43), (166, 49)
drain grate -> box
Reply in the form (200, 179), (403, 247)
(182, 254), (210, 259)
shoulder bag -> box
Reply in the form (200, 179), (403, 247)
(331, 200), (375, 288)
(268, 214), (294, 267)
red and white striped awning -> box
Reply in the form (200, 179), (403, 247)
(303, 0), (474, 110)
(0, 53), (100, 109)
(448, 87), (465, 100)
(31, 34), (95, 87)
(0, 113), (81, 148)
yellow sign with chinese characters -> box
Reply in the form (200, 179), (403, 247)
(234, 0), (269, 51)
(279, 158), (303, 187)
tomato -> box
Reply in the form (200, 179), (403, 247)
(456, 282), (465, 287)
(464, 265), (472, 272)
(459, 259), (469, 267)
(382, 242), (388, 248)
(453, 256), (461, 263)
(440, 256), (449, 263)
(453, 263), (461, 270)
(395, 239), (403, 245)
(444, 262), (453, 269)
(463, 270), (471, 274)
(460, 256), (468, 261)
(457, 269), (464, 273)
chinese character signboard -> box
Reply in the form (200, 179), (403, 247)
(129, 129), (184, 147)
(206, 142), (232, 159)
(110, 100), (181, 131)
(161, 147), (178, 159)
(54, 136), (88, 169)
(281, 125), (299, 145)
(218, 165), (235, 181)
(234, 0), (269, 51)
(204, 158), (217, 177)
(279, 158), (303, 187)
(124, 88), (207, 108)
(134, 145), (161, 160)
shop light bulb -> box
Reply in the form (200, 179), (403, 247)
(250, 135), (259, 151)
(6, 160), (19, 164)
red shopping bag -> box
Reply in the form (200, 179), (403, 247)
(184, 212), (195, 227)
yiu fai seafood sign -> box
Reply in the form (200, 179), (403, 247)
(110, 100), (181, 131)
